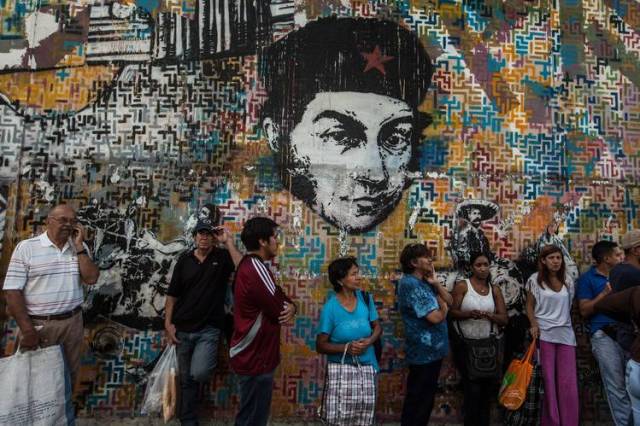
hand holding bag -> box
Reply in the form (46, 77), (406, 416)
(319, 342), (376, 426)
(141, 344), (179, 422)
(0, 345), (75, 426)
(503, 348), (545, 426)
(499, 339), (537, 410)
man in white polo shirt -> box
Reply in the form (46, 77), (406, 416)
(3, 204), (99, 385)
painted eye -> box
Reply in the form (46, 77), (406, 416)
(319, 129), (364, 151)
(380, 126), (412, 153)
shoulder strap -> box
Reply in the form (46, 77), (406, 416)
(361, 290), (369, 312)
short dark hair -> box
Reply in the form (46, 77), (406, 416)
(327, 257), (358, 292)
(592, 240), (618, 264)
(241, 217), (279, 251)
(400, 243), (430, 274)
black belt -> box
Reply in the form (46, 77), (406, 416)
(30, 305), (82, 321)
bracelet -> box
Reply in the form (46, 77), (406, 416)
(76, 249), (87, 256)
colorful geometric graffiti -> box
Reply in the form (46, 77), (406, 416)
(1, 0), (639, 422)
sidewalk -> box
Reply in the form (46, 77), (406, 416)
(76, 420), (399, 425)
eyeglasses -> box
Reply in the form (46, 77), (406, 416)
(49, 216), (77, 225)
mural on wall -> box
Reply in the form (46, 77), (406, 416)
(78, 201), (223, 329)
(260, 16), (433, 234)
(0, 185), (6, 254)
(1, 0), (639, 421)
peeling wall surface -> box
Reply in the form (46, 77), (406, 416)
(0, 0), (639, 422)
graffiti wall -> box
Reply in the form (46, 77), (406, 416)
(1, 0), (639, 422)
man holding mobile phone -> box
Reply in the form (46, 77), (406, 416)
(3, 204), (100, 387)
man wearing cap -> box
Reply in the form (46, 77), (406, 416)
(164, 214), (242, 426)
(610, 229), (640, 293)
(259, 16), (434, 234)
(3, 204), (100, 386)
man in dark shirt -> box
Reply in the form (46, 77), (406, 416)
(164, 216), (242, 426)
(595, 287), (640, 422)
(611, 229), (640, 292)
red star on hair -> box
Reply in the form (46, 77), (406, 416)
(361, 46), (394, 75)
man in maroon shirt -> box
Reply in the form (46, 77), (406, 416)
(230, 217), (296, 426)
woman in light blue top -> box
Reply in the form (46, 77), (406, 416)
(316, 257), (381, 371)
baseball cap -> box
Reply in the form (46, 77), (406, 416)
(621, 229), (640, 250)
(194, 219), (215, 234)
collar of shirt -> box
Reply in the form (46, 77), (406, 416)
(189, 247), (218, 262)
(40, 232), (72, 253)
(588, 265), (608, 280)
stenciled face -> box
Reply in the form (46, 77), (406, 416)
(339, 265), (361, 291)
(285, 92), (415, 233)
(468, 208), (482, 227)
(541, 251), (564, 273)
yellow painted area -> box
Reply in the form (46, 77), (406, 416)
(0, 65), (120, 113)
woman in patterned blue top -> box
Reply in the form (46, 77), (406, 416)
(397, 243), (452, 426)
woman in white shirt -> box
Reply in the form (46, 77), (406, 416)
(526, 244), (578, 426)
(450, 252), (508, 426)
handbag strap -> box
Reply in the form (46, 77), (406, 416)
(340, 342), (350, 364)
(523, 339), (537, 364)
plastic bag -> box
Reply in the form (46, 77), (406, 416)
(141, 345), (179, 422)
(499, 339), (536, 410)
(0, 345), (74, 426)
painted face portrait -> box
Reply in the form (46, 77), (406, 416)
(260, 17), (434, 234)
(282, 92), (414, 232)
(468, 208), (483, 227)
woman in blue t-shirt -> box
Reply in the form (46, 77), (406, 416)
(316, 257), (382, 424)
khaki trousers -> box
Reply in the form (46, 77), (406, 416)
(18, 311), (85, 387)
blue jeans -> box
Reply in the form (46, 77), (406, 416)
(235, 370), (275, 426)
(591, 330), (633, 426)
(176, 326), (221, 426)
(626, 359), (640, 426)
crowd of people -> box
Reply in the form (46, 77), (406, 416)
(3, 203), (640, 426)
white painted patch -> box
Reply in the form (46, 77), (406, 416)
(0, 49), (27, 69)
(110, 167), (121, 183)
(35, 178), (55, 202)
(25, 11), (59, 49)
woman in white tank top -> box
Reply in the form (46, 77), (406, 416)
(450, 253), (508, 426)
